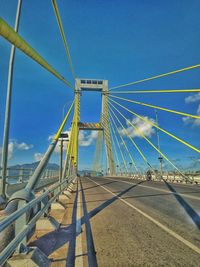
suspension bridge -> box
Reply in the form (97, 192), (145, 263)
(0, 1), (200, 266)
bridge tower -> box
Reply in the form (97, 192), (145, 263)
(74, 78), (116, 175)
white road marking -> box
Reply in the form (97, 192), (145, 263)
(75, 180), (84, 267)
(87, 177), (200, 256)
(105, 177), (200, 201)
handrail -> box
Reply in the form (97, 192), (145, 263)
(0, 175), (76, 266)
(0, 18), (73, 89)
(0, 177), (71, 232)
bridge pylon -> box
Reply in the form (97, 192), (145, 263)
(75, 78), (116, 175)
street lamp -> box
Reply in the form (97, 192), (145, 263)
(116, 165), (119, 176)
(155, 109), (163, 180)
(0, 1), (22, 201)
(62, 102), (69, 120)
(158, 156), (163, 178)
(120, 163), (124, 176)
(58, 133), (69, 182)
(129, 162), (132, 177)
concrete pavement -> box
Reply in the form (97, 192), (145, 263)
(28, 176), (200, 266)
(79, 176), (200, 266)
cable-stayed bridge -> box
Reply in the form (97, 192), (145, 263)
(0, 1), (200, 266)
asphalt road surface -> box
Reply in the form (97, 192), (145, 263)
(79, 176), (200, 267)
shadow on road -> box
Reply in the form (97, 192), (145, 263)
(30, 177), (200, 261)
(81, 180), (117, 191)
(83, 180), (144, 223)
(80, 178), (98, 267)
(66, 181), (79, 267)
(29, 179), (143, 261)
(164, 180), (200, 230)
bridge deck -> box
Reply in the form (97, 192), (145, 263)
(80, 176), (200, 266)
(29, 176), (200, 266)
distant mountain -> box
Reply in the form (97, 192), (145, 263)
(9, 161), (59, 170)
(184, 162), (200, 172)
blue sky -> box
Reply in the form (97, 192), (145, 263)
(0, 0), (200, 171)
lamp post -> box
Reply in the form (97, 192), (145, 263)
(0, 0), (22, 201)
(155, 109), (163, 180)
(62, 102), (69, 120)
(158, 156), (163, 178)
(59, 133), (69, 182)
(129, 162), (132, 177)
(116, 165), (119, 176)
(121, 163), (124, 176)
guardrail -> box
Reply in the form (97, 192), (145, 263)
(0, 167), (60, 198)
(112, 173), (200, 184)
(0, 167), (59, 184)
(6, 177), (59, 198)
(0, 175), (76, 266)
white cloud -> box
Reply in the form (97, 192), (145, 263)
(119, 116), (155, 138)
(185, 93), (200, 104)
(16, 142), (33, 150)
(47, 130), (98, 151)
(182, 116), (191, 124)
(183, 93), (200, 126)
(54, 139), (69, 153)
(48, 134), (55, 141)
(48, 131), (70, 153)
(182, 104), (200, 126)
(197, 104), (200, 115)
(0, 140), (33, 160)
(47, 130), (102, 149)
(7, 142), (14, 160)
(34, 153), (43, 161)
(78, 131), (98, 146)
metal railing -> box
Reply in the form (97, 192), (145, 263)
(0, 175), (76, 266)
(0, 167), (59, 184)
(113, 172), (200, 184)
(0, 167), (60, 198)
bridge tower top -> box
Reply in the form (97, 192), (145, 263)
(75, 78), (108, 92)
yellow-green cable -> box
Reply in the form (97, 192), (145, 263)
(109, 109), (138, 172)
(109, 89), (200, 94)
(0, 17), (73, 89)
(109, 117), (128, 173)
(68, 104), (77, 164)
(110, 64), (200, 90)
(54, 101), (74, 140)
(72, 93), (80, 165)
(108, 101), (151, 167)
(110, 95), (200, 120)
(110, 98), (200, 154)
(110, 126), (120, 168)
(109, 101), (189, 179)
(52, 0), (75, 79)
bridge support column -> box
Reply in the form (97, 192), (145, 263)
(102, 81), (116, 175)
(59, 139), (63, 183)
(70, 90), (80, 175)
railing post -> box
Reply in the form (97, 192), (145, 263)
(15, 199), (27, 252)
(46, 170), (48, 179)
(41, 188), (49, 217)
(59, 139), (63, 183)
(29, 169), (33, 180)
(6, 168), (10, 180)
(18, 168), (23, 183)
(44, 169), (47, 179)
